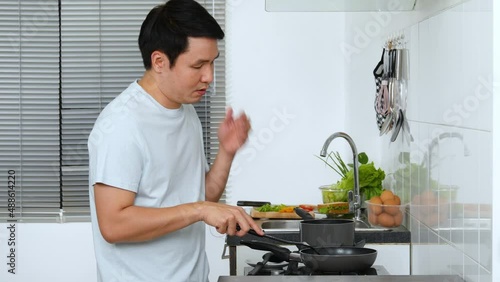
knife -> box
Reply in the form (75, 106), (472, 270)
(237, 201), (271, 207)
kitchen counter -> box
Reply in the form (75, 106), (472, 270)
(217, 275), (464, 282)
(226, 225), (411, 246)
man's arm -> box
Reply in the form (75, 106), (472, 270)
(94, 182), (261, 243)
(205, 108), (250, 202)
(94, 183), (201, 243)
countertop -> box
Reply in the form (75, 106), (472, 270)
(218, 275), (464, 282)
(226, 225), (410, 246)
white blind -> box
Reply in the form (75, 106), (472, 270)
(0, 0), (61, 220)
(0, 0), (226, 221)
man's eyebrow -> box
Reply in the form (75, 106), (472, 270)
(194, 53), (220, 64)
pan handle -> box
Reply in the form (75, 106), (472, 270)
(240, 240), (291, 262)
(246, 229), (317, 252)
(294, 207), (314, 220)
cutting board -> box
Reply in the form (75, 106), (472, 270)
(250, 208), (314, 219)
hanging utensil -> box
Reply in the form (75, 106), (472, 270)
(391, 109), (404, 142)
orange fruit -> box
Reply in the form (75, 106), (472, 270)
(383, 199), (400, 215)
(380, 190), (395, 203)
(369, 196), (383, 215)
(393, 211), (403, 226)
(393, 195), (401, 205)
(377, 212), (395, 227)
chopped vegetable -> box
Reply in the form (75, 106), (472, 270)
(278, 206), (295, 213)
(256, 204), (298, 213)
(299, 204), (315, 212)
(256, 204), (286, 212)
(317, 203), (349, 214)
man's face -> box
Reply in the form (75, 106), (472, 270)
(157, 37), (219, 109)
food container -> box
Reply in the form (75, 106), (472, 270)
(319, 185), (348, 204)
(365, 200), (407, 228)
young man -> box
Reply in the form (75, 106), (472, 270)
(87, 1), (263, 281)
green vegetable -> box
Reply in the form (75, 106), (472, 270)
(316, 151), (350, 180)
(321, 185), (348, 202)
(318, 204), (349, 214)
(257, 204), (286, 212)
(357, 152), (369, 165)
(317, 151), (370, 180)
(317, 151), (386, 200)
(337, 162), (386, 200)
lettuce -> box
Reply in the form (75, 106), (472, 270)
(257, 204), (286, 212)
(337, 162), (385, 200)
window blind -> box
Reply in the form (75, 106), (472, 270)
(0, 0), (226, 222)
(0, 0), (61, 220)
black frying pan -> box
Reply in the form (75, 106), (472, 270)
(240, 240), (377, 272)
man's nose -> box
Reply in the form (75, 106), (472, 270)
(201, 65), (214, 84)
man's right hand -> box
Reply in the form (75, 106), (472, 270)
(196, 201), (264, 237)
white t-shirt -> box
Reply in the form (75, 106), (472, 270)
(88, 81), (210, 282)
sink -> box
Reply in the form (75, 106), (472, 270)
(258, 220), (391, 232)
(260, 220), (300, 232)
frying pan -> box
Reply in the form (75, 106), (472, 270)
(241, 240), (377, 272)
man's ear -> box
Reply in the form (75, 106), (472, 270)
(151, 51), (169, 72)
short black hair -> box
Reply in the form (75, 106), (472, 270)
(138, 0), (224, 69)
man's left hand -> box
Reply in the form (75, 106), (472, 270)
(218, 107), (251, 155)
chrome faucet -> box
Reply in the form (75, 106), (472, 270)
(423, 132), (471, 170)
(320, 132), (368, 228)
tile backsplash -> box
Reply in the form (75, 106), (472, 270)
(380, 0), (493, 281)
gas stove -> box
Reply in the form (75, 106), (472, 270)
(244, 259), (389, 276)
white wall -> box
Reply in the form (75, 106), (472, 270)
(491, 2), (500, 282)
(225, 0), (347, 206)
(344, 0), (495, 281)
(0, 223), (96, 282)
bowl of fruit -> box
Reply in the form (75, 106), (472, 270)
(366, 190), (407, 229)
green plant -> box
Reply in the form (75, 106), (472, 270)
(317, 151), (384, 200)
(317, 151), (368, 180)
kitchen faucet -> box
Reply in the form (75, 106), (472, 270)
(423, 132), (471, 170)
(320, 132), (369, 228)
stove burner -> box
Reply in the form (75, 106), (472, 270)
(246, 259), (381, 276)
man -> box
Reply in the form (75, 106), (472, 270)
(87, 0), (263, 281)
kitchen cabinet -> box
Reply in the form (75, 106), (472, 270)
(364, 244), (410, 275)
